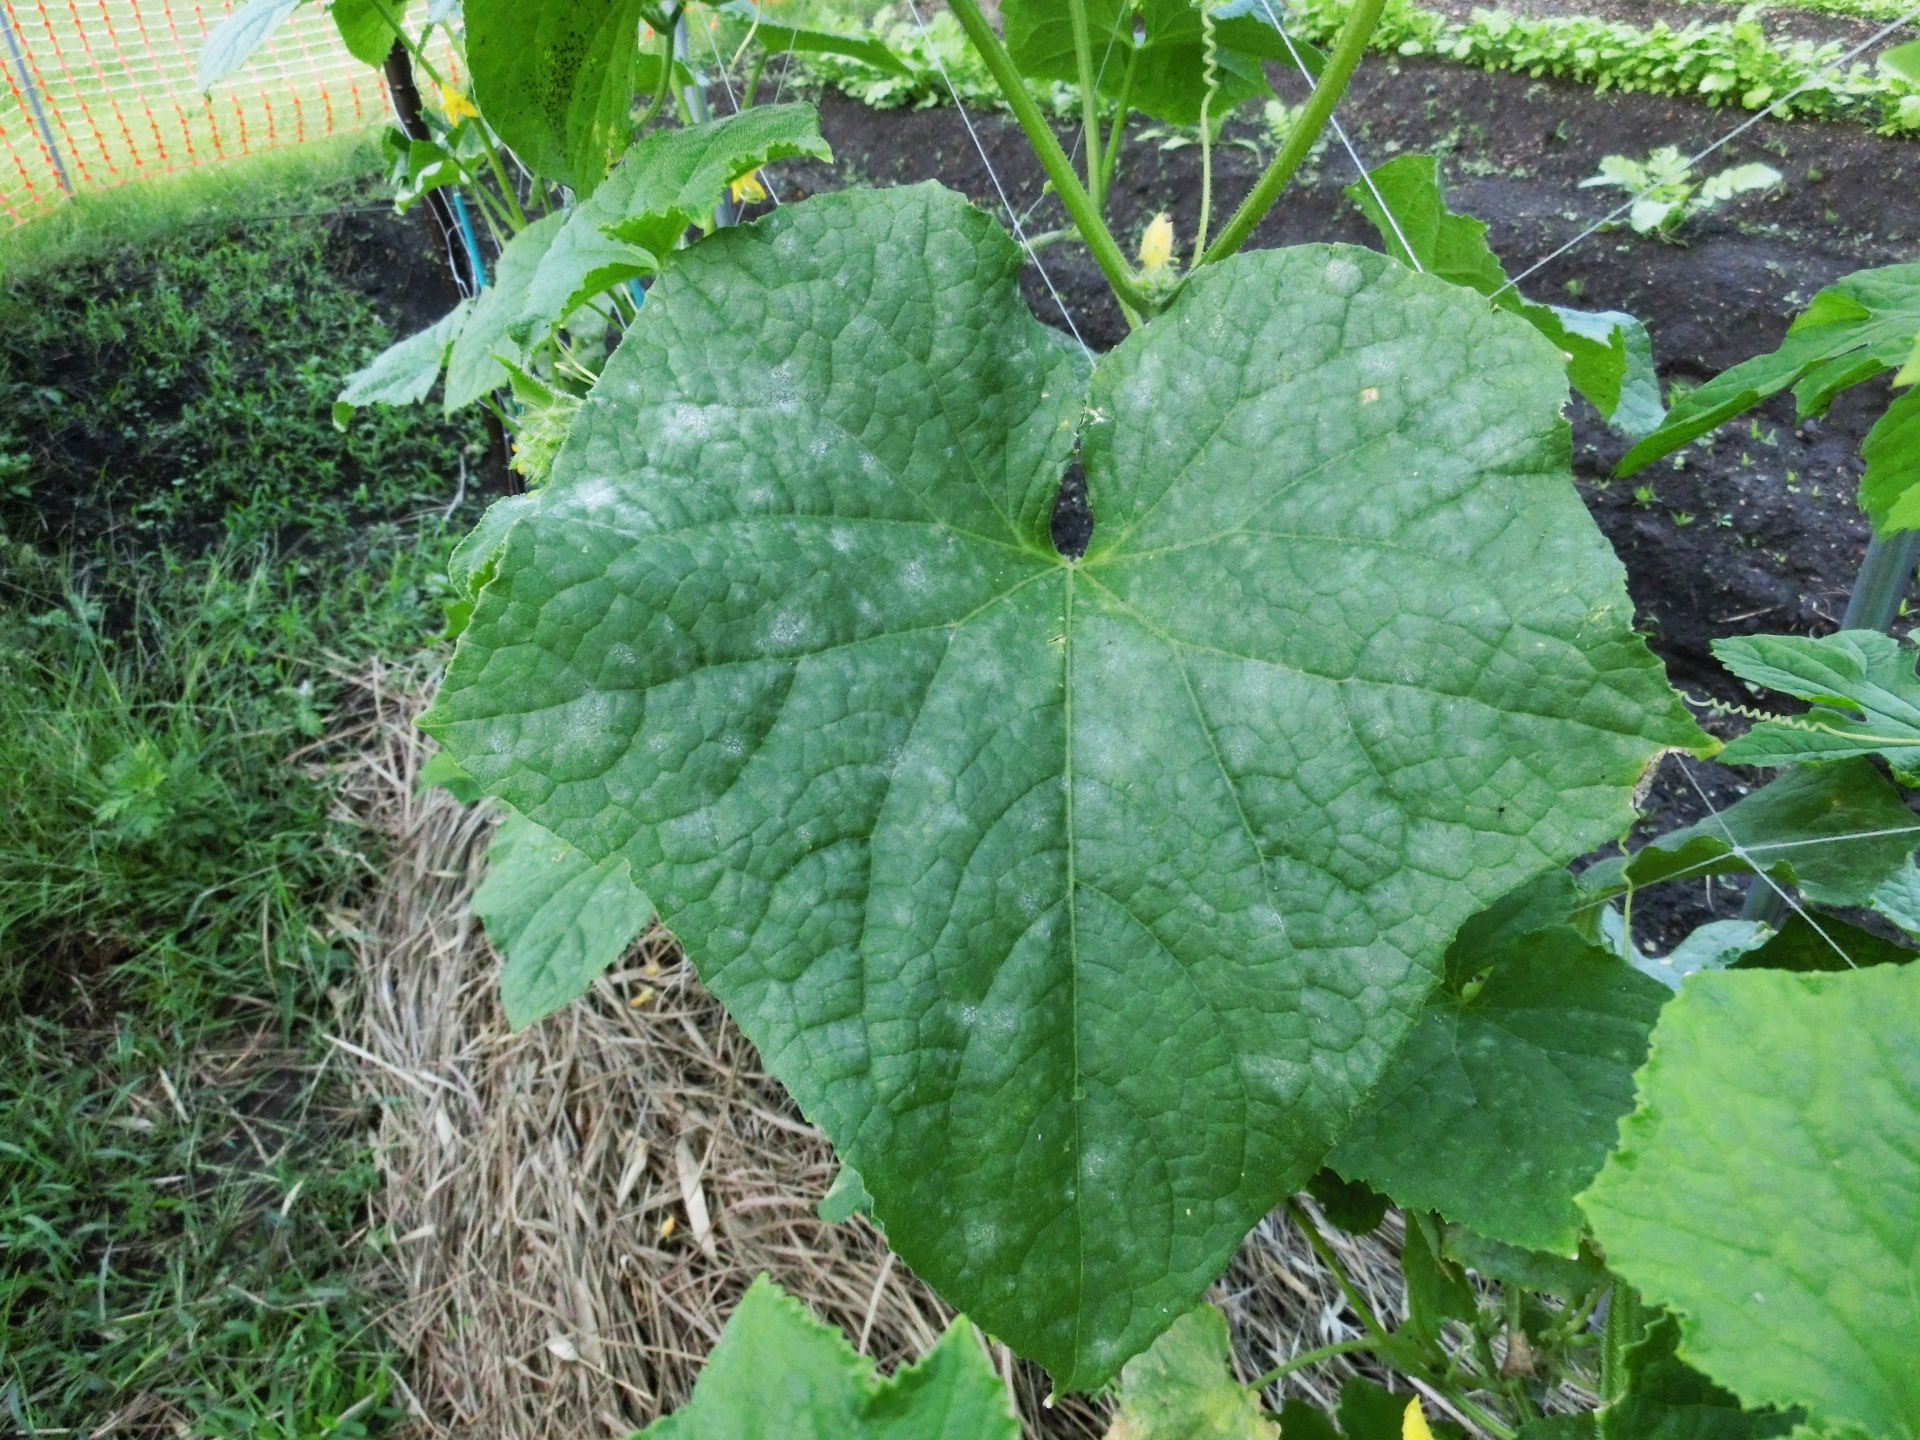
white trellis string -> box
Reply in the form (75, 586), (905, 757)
(694, 4), (792, 205)
(1673, 760), (1862, 970)
(1495, 0), (1920, 298)
(900, 0), (1097, 360)
(1250, 0), (1423, 271)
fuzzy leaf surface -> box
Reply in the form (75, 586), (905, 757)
(1105, 1304), (1278, 1440)
(640, 1275), (1016, 1439)
(1581, 964), (1920, 1440)
(1002, 0), (1291, 123)
(473, 809), (654, 1030)
(423, 183), (1704, 1385)
(1598, 1314), (1799, 1440)
(337, 300), (470, 412)
(521, 104), (831, 338)
(444, 211), (565, 411)
(1861, 387), (1920, 535)
(1716, 630), (1920, 769)
(1613, 757), (1918, 907)
(196, 0), (301, 89)
(1344, 154), (1661, 432)
(1329, 924), (1668, 1253)
(1617, 263), (1920, 483)
(465, 0), (647, 193)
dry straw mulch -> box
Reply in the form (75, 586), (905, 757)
(335, 665), (1505, 1439)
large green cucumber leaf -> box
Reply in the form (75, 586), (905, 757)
(473, 808), (654, 1030)
(1581, 963), (1920, 1440)
(1617, 263), (1920, 487)
(1344, 155), (1663, 434)
(444, 211), (566, 412)
(1715, 630), (1920, 770)
(1002, 0), (1294, 124)
(639, 1275), (1017, 1439)
(422, 182), (1705, 1385)
(1328, 922), (1668, 1254)
(1599, 1313), (1800, 1440)
(1104, 1303), (1278, 1440)
(465, 0), (647, 194)
(520, 104), (832, 341)
(1590, 758), (1918, 908)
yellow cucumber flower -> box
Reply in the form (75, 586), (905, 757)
(729, 171), (768, 205)
(1138, 211), (1175, 272)
(1403, 1398), (1434, 1440)
(438, 83), (478, 122)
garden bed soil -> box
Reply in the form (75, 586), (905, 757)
(776, 60), (1919, 943)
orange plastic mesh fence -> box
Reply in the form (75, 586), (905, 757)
(0, 0), (452, 224)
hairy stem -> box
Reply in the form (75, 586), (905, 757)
(1196, 0), (1386, 267)
(1249, 1336), (1377, 1389)
(1067, 0), (1104, 211)
(637, 23), (677, 133)
(943, 0), (1152, 318)
(1098, 46), (1138, 207)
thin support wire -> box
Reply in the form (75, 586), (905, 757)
(1672, 761), (1861, 969)
(900, 0), (1095, 361)
(1495, 0), (1920, 299)
(693, 3), (785, 204)
(1252, 0), (1421, 271)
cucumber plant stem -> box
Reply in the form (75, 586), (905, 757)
(943, 0), (1152, 317)
(1098, 47), (1139, 206)
(1067, 0), (1104, 210)
(1195, 0), (1386, 267)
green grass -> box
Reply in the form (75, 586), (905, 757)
(0, 159), (486, 1436)
(0, 133), (386, 282)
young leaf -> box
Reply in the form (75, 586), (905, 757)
(465, 0), (649, 194)
(1581, 963), (1920, 1440)
(1441, 1225), (1606, 1297)
(1343, 155), (1662, 433)
(329, 0), (400, 67)
(1617, 263), (1920, 483)
(421, 184), (1706, 1386)
(1715, 629), (1920, 769)
(817, 1163), (874, 1223)
(520, 104), (831, 339)
(444, 211), (566, 411)
(1305, 1167), (1389, 1235)
(717, 1), (914, 76)
(1616, 757), (1919, 908)
(1105, 1303), (1278, 1440)
(1633, 919), (1772, 991)
(418, 749), (486, 805)
(1732, 910), (1914, 974)
(1399, 1212), (1476, 1346)
(473, 809), (654, 1030)
(335, 299), (471, 415)
(1002, 0), (1275, 124)
(1860, 386), (1920, 535)
(639, 1275), (1018, 1439)
(1598, 1314), (1800, 1440)
(197, 0), (305, 90)
(1328, 924), (1668, 1254)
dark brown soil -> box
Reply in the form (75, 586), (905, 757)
(772, 62), (1920, 944)
(777, 63), (1918, 697)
